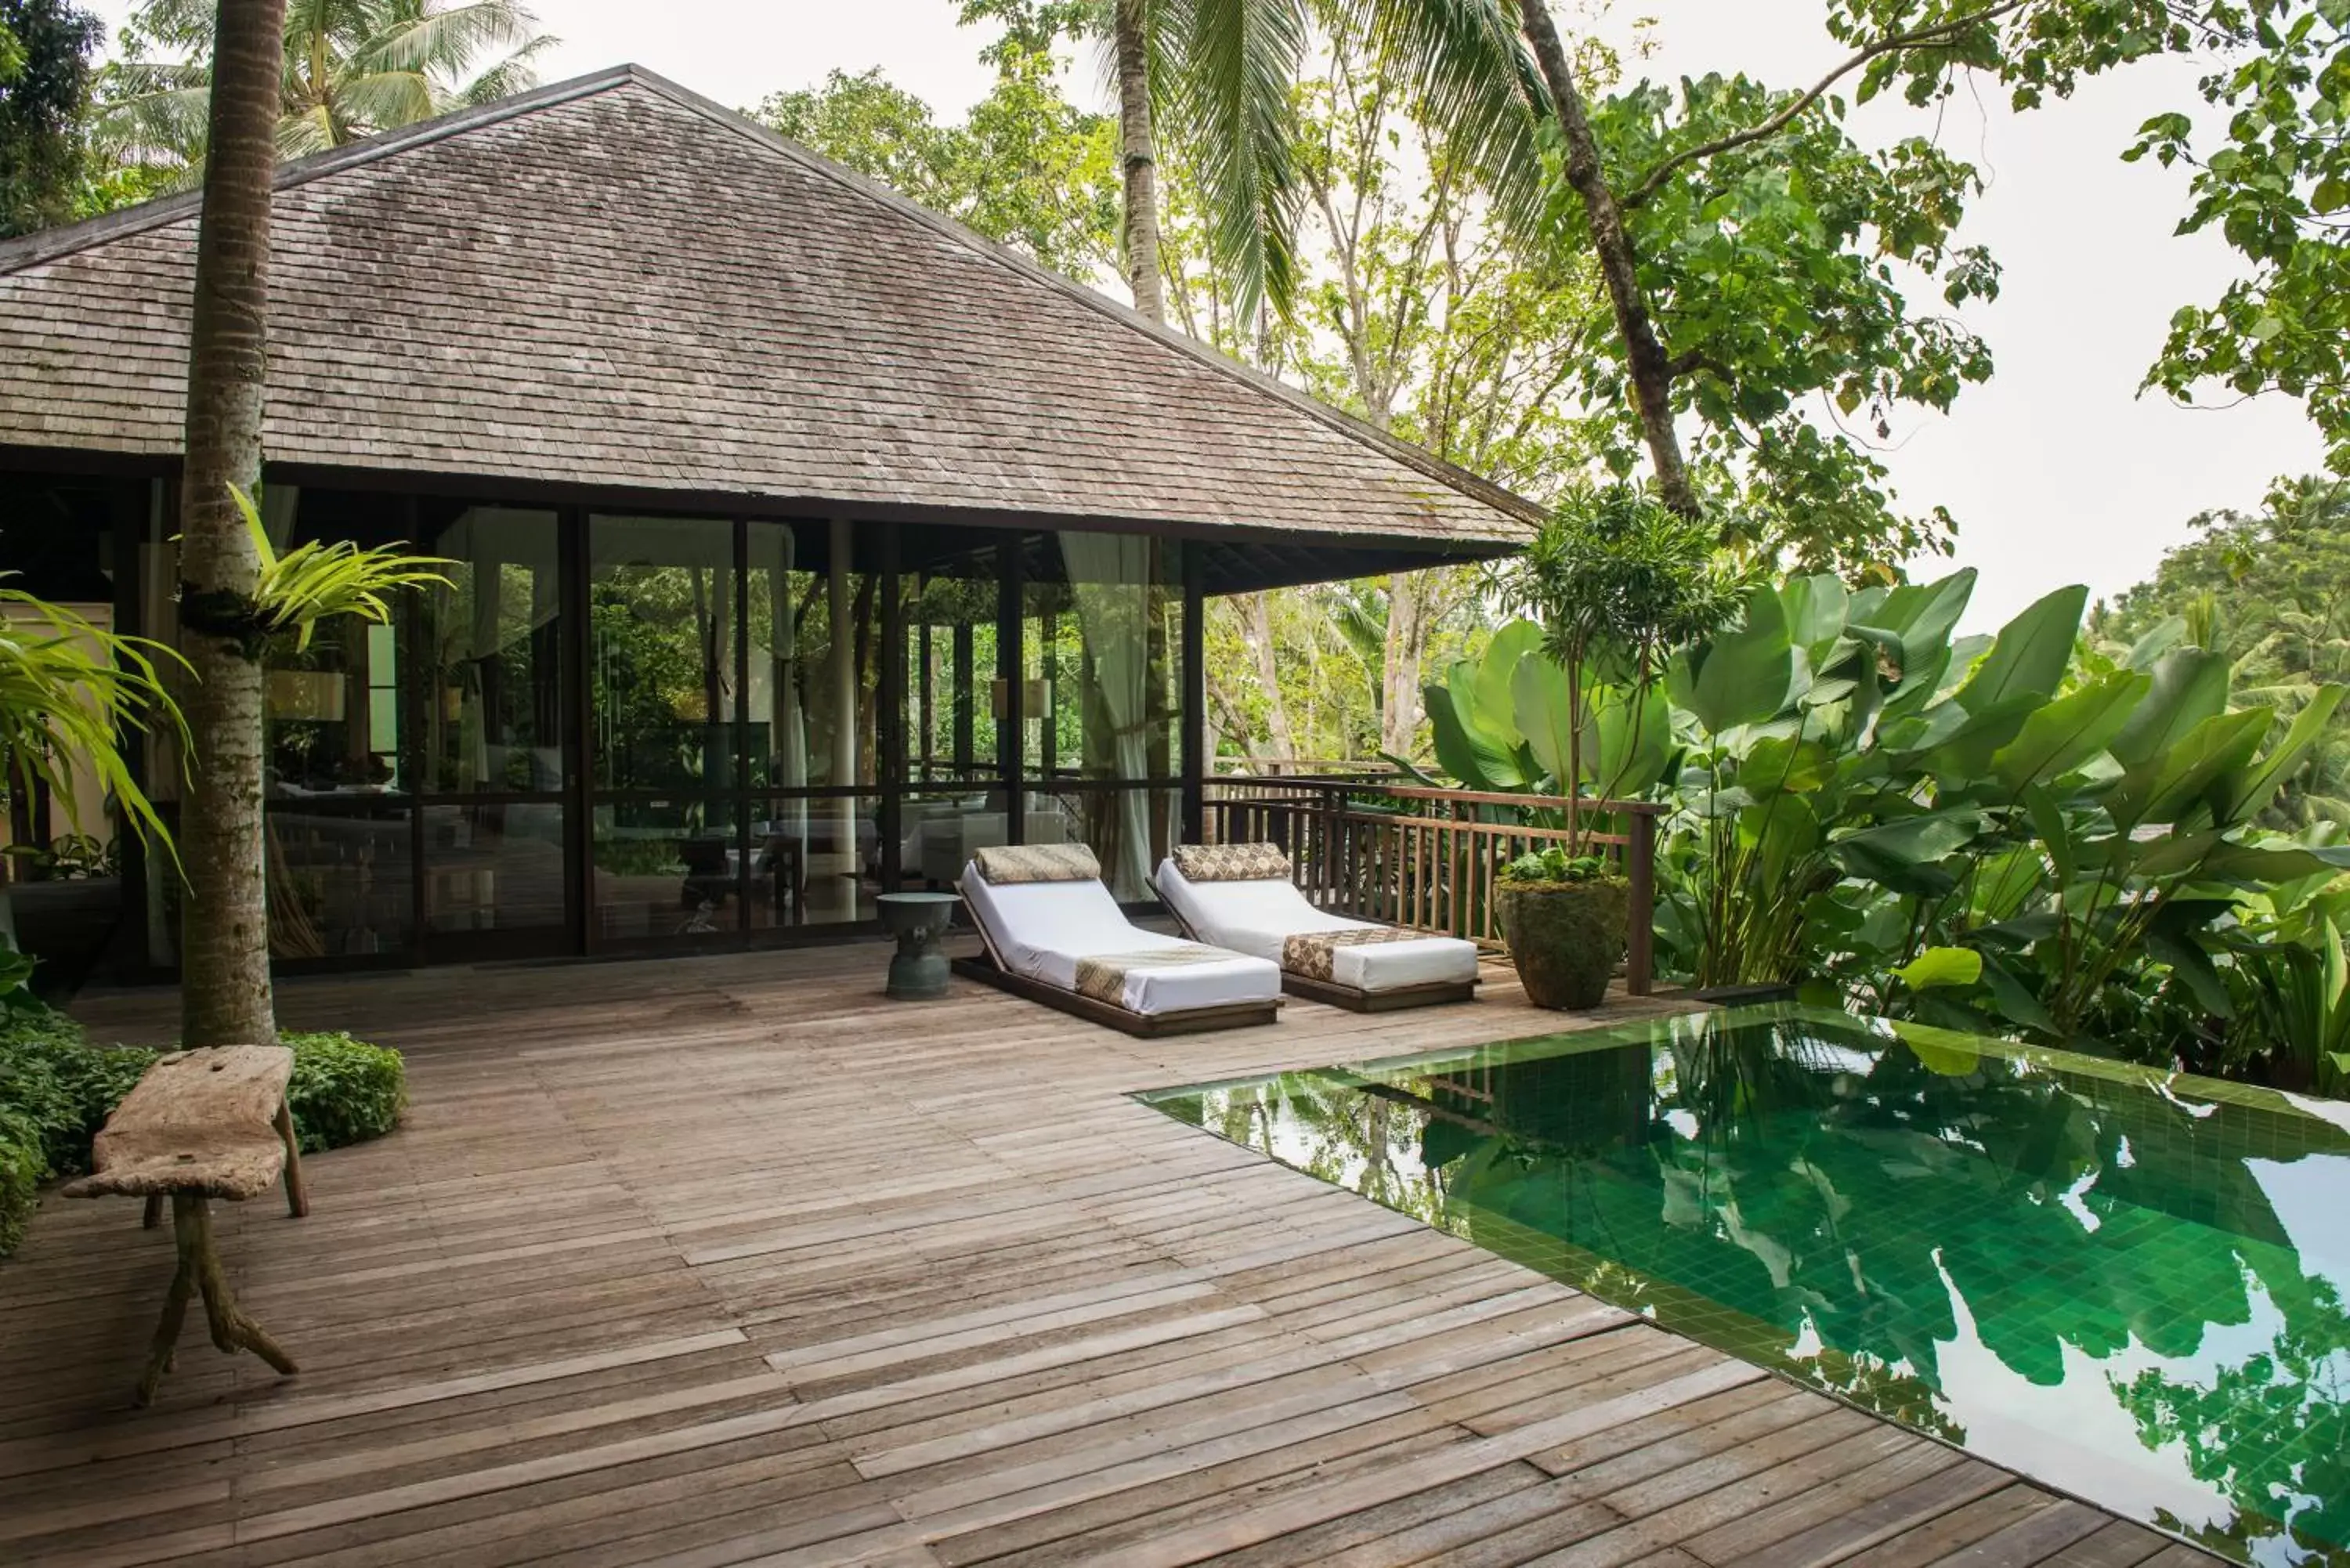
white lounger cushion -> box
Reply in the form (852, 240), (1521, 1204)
(1156, 859), (1480, 993)
(960, 866), (1281, 1017)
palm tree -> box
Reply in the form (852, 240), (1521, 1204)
(99, 0), (551, 185)
(966, 0), (1308, 327)
(176, 0), (289, 1048)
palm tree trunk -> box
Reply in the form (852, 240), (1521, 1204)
(178, 0), (291, 1048)
(1516, 1), (1697, 516)
(1115, 0), (1166, 324)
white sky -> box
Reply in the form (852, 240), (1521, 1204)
(85, 0), (2327, 629)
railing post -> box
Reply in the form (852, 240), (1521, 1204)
(1626, 807), (1656, 996)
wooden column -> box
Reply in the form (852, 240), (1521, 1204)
(1179, 546), (1204, 847)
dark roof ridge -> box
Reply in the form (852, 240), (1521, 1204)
(0, 60), (1542, 533)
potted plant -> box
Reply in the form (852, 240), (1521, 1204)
(1495, 845), (1627, 1009)
(1499, 483), (1741, 1008)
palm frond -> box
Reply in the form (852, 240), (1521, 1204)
(1340, 0), (1548, 238)
(352, 0), (538, 79)
(1163, 0), (1311, 323)
(330, 68), (440, 133)
(454, 33), (555, 107)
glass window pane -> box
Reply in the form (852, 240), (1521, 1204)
(416, 507), (565, 795)
(745, 522), (877, 789)
(421, 802), (567, 935)
(591, 516), (739, 793)
(591, 797), (742, 943)
(750, 796), (880, 927)
(264, 800), (414, 958)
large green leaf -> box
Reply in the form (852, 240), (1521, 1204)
(1828, 808), (1979, 894)
(2103, 708), (2272, 829)
(2133, 833), (2350, 885)
(2214, 684), (2347, 826)
(1428, 668), (1533, 790)
(1685, 584), (1795, 733)
(1738, 734), (1835, 798)
(1780, 573), (1848, 657)
(1585, 680), (1672, 800)
(1954, 585), (2088, 712)
(2123, 615), (2190, 670)
(1471, 620), (1542, 744)
(1871, 568), (1975, 683)
(1893, 947), (1983, 991)
(1510, 653), (1577, 787)
(2110, 649), (2229, 768)
(1990, 672), (2149, 795)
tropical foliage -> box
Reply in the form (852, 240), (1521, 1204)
(0, 0), (100, 235)
(2097, 474), (2350, 830)
(237, 484), (452, 654)
(0, 576), (185, 857)
(1426, 557), (2350, 1093)
(96, 0), (553, 185)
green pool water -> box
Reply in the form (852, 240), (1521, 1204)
(1138, 1006), (2350, 1566)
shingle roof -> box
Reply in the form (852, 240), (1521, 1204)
(0, 66), (1540, 555)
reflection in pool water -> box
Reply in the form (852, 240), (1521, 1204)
(1138, 1006), (2350, 1566)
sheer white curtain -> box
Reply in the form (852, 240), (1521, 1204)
(1059, 530), (1154, 900)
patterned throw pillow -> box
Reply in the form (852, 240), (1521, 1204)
(1172, 843), (1293, 883)
(974, 843), (1101, 884)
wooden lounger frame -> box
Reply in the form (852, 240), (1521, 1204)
(1277, 970), (1478, 1013)
(1158, 898), (1479, 1013)
(949, 955), (1281, 1038)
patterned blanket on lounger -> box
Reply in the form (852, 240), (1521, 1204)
(1073, 944), (1234, 1006)
(1282, 927), (1424, 982)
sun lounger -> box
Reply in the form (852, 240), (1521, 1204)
(1155, 844), (1480, 1011)
(953, 844), (1282, 1037)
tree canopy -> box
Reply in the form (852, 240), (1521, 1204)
(0, 0), (102, 237)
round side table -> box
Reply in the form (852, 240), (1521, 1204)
(877, 891), (961, 1000)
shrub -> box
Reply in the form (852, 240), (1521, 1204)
(282, 1031), (407, 1153)
(1499, 847), (1613, 886)
(0, 1015), (405, 1259)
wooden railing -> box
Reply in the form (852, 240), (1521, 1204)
(1200, 778), (1662, 995)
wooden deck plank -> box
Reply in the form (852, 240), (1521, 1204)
(0, 948), (2229, 1568)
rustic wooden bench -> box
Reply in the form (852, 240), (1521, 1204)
(62, 1045), (307, 1406)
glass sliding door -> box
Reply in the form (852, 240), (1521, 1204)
(587, 515), (743, 946)
(412, 505), (571, 957)
(743, 519), (880, 927)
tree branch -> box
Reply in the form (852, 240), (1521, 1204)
(1620, 0), (2030, 211)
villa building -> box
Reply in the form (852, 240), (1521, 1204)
(0, 65), (1535, 975)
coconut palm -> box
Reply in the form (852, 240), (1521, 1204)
(99, 0), (551, 185)
(175, 0), (287, 1048)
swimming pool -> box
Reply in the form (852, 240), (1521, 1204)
(1138, 1006), (2350, 1565)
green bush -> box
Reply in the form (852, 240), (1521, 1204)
(0, 1013), (405, 1259)
(282, 1031), (407, 1153)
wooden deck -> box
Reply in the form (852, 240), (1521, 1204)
(0, 945), (2218, 1568)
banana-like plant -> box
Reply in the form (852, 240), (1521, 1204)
(235, 485), (452, 651)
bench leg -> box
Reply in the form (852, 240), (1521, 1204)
(273, 1102), (309, 1219)
(133, 1194), (298, 1408)
(142, 1194), (164, 1230)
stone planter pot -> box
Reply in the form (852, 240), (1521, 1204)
(1496, 877), (1629, 1010)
